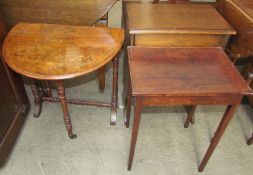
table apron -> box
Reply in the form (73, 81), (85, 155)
(132, 33), (230, 49)
(141, 95), (242, 106)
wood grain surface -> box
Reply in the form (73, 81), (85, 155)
(0, 0), (117, 28)
(126, 3), (235, 34)
(128, 47), (250, 96)
(3, 23), (124, 80)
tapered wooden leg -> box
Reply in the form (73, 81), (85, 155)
(184, 105), (197, 128)
(125, 79), (132, 128)
(122, 42), (129, 107)
(55, 80), (76, 139)
(247, 133), (253, 145)
(198, 100), (241, 172)
(98, 66), (105, 93)
(30, 79), (42, 118)
(128, 97), (143, 171)
(44, 80), (52, 97)
(110, 57), (119, 125)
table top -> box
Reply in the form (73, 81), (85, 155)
(128, 47), (250, 96)
(227, 0), (253, 23)
(3, 23), (124, 80)
(0, 0), (118, 28)
(126, 3), (236, 35)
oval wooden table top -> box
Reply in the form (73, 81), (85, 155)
(3, 23), (124, 80)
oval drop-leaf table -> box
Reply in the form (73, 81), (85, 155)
(3, 23), (124, 139)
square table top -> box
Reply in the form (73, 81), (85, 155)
(125, 3), (236, 35)
(128, 47), (250, 97)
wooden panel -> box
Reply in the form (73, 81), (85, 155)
(223, 0), (253, 57)
(142, 95), (240, 106)
(0, 0), (117, 29)
(0, 18), (30, 167)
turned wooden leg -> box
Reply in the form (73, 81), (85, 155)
(128, 97), (143, 171)
(247, 133), (253, 145)
(98, 66), (105, 93)
(44, 80), (52, 97)
(125, 79), (132, 128)
(110, 56), (119, 125)
(184, 105), (197, 128)
(30, 79), (42, 118)
(55, 80), (76, 139)
(198, 100), (241, 172)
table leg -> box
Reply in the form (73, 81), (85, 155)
(30, 79), (42, 118)
(110, 56), (119, 125)
(128, 97), (143, 171)
(55, 80), (77, 139)
(98, 66), (105, 93)
(184, 105), (197, 128)
(122, 43), (129, 107)
(44, 80), (52, 97)
(125, 79), (132, 128)
(198, 100), (241, 172)
(247, 133), (253, 145)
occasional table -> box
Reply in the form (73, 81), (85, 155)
(125, 47), (251, 172)
(3, 23), (124, 139)
(122, 3), (236, 107)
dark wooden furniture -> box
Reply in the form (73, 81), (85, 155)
(123, 3), (234, 48)
(0, 19), (30, 167)
(0, 0), (118, 94)
(122, 3), (236, 128)
(125, 47), (251, 172)
(3, 23), (124, 139)
(217, 0), (253, 144)
(218, 0), (253, 62)
(122, 3), (236, 102)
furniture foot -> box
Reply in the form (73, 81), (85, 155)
(198, 101), (241, 172)
(30, 79), (42, 118)
(110, 56), (119, 125)
(184, 105), (197, 128)
(55, 80), (76, 139)
(128, 97), (143, 171)
(99, 66), (105, 93)
(247, 133), (253, 145)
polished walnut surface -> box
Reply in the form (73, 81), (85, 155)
(0, 0), (117, 28)
(126, 3), (235, 35)
(3, 23), (124, 80)
(128, 47), (250, 96)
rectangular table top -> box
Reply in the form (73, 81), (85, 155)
(126, 3), (236, 35)
(128, 47), (250, 96)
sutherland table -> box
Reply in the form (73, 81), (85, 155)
(3, 23), (124, 139)
(125, 47), (251, 172)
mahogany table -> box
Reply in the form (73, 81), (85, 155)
(3, 23), (124, 139)
(125, 47), (251, 172)
(122, 3), (236, 109)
